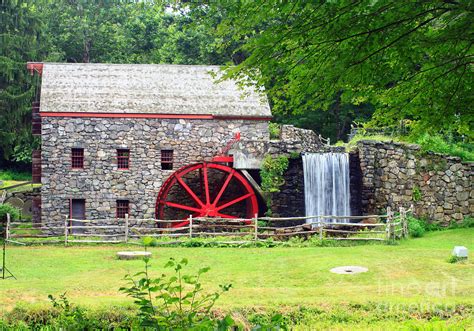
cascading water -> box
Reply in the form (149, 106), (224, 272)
(302, 153), (351, 224)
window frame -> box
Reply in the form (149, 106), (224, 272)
(71, 148), (84, 169)
(116, 200), (130, 219)
(161, 149), (174, 170)
(117, 149), (130, 170)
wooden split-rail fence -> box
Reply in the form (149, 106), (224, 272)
(4, 206), (411, 246)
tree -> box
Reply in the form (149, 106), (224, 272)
(211, 1), (473, 139)
(0, 1), (44, 164)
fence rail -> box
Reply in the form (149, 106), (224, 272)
(5, 206), (411, 245)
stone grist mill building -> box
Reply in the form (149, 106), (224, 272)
(28, 63), (279, 226)
(27, 62), (473, 228)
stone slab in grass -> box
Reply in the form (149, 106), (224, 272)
(117, 251), (152, 260)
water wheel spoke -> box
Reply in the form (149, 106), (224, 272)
(202, 163), (210, 204)
(163, 201), (202, 213)
(175, 174), (204, 207)
(216, 192), (253, 211)
(212, 170), (234, 206)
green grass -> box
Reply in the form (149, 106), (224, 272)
(0, 229), (472, 313)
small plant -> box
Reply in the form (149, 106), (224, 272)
(269, 122), (281, 140)
(48, 293), (87, 328)
(119, 257), (233, 329)
(260, 155), (289, 215)
(0, 203), (20, 221)
(447, 255), (467, 264)
(412, 186), (422, 202)
(448, 217), (474, 229)
(407, 216), (426, 238)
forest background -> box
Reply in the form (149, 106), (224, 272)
(1, 1), (472, 170)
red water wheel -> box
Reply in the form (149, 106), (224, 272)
(156, 162), (258, 227)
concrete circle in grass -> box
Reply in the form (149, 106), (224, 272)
(117, 251), (152, 260)
(330, 266), (368, 274)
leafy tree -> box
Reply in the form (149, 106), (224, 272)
(211, 1), (473, 139)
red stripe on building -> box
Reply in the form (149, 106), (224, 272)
(39, 112), (271, 120)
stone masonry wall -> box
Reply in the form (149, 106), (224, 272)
(357, 140), (473, 224)
(40, 117), (268, 227)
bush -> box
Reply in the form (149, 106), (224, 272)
(269, 122), (281, 140)
(0, 203), (20, 221)
(119, 257), (233, 329)
(407, 216), (426, 238)
(448, 217), (474, 229)
(0, 170), (32, 181)
(412, 133), (474, 162)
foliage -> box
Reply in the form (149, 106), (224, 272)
(0, 203), (21, 221)
(209, 1), (473, 138)
(448, 217), (474, 229)
(0, 169), (32, 181)
(0, 1), (44, 163)
(407, 216), (426, 238)
(1, 300), (472, 330)
(47, 293), (88, 329)
(343, 132), (473, 161)
(268, 122), (281, 140)
(412, 186), (422, 202)
(447, 255), (467, 264)
(260, 155), (289, 194)
(411, 133), (474, 162)
(260, 155), (289, 216)
(119, 257), (233, 329)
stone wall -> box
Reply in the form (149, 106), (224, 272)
(40, 117), (268, 226)
(357, 140), (474, 224)
(271, 158), (305, 218)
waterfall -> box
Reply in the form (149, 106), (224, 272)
(302, 153), (351, 224)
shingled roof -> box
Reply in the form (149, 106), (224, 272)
(39, 63), (271, 118)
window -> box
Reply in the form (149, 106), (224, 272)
(117, 149), (130, 169)
(71, 148), (84, 169)
(116, 200), (129, 218)
(161, 150), (173, 170)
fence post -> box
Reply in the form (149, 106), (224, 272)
(400, 206), (407, 239)
(254, 214), (258, 241)
(385, 207), (392, 242)
(189, 215), (193, 238)
(6, 213), (10, 241)
(318, 218), (323, 241)
(64, 215), (68, 246)
(124, 213), (129, 243)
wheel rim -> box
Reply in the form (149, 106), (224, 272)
(156, 162), (258, 227)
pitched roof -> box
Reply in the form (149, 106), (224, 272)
(39, 63), (271, 118)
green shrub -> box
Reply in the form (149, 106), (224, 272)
(0, 203), (20, 221)
(448, 217), (474, 229)
(412, 186), (422, 202)
(407, 216), (426, 238)
(119, 257), (233, 329)
(260, 155), (289, 216)
(0, 170), (32, 181)
(447, 255), (467, 264)
(412, 133), (474, 161)
(269, 122), (281, 140)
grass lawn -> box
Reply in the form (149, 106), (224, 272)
(1, 229), (472, 313)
